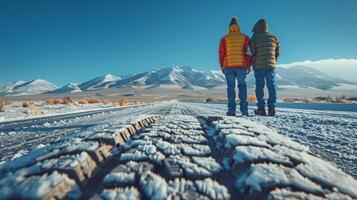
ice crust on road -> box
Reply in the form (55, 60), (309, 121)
(192, 102), (356, 177)
(101, 187), (140, 200)
(0, 101), (356, 199)
(235, 163), (324, 194)
(205, 115), (357, 199)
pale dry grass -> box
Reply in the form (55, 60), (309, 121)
(22, 101), (43, 115)
(206, 98), (227, 102)
(0, 102), (4, 112)
(101, 100), (110, 105)
(113, 98), (129, 106)
(87, 98), (100, 104)
(28, 105), (43, 115)
(62, 96), (74, 105)
(0, 100), (12, 112)
(45, 97), (74, 105)
(78, 98), (128, 106)
(45, 99), (61, 105)
(22, 101), (33, 108)
(78, 99), (88, 104)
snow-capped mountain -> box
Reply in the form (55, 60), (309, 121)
(111, 65), (349, 90)
(0, 81), (27, 95)
(78, 74), (121, 90)
(49, 83), (82, 94)
(112, 66), (225, 88)
(273, 65), (351, 90)
(0, 79), (57, 96)
(1, 65), (355, 96)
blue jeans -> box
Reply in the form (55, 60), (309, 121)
(254, 68), (277, 108)
(223, 68), (248, 114)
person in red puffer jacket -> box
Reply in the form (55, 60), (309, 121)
(219, 17), (252, 116)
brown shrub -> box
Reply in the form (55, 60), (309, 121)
(206, 98), (215, 102)
(206, 98), (227, 102)
(0, 100), (12, 112)
(45, 99), (56, 105)
(45, 99), (54, 105)
(1, 100), (11, 106)
(45, 99), (59, 105)
(87, 98), (100, 104)
(22, 102), (34, 108)
(283, 98), (300, 102)
(117, 98), (129, 106)
(22, 101), (43, 115)
(313, 96), (333, 102)
(29, 105), (43, 115)
(101, 100), (110, 105)
(78, 99), (88, 104)
(0, 101), (4, 112)
(62, 96), (74, 105)
(347, 96), (357, 101)
(111, 99), (129, 106)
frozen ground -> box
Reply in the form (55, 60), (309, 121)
(0, 101), (356, 199)
(197, 102), (357, 178)
(0, 101), (116, 122)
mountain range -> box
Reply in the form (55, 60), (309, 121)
(0, 65), (355, 96)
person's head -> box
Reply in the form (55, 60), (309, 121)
(252, 18), (268, 33)
(228, 17), (240, 33)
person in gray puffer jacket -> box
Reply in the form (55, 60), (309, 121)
(250, 19), (280, 116)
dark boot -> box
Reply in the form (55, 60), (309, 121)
(226, 111), (236, 116)
(241, 111), (249, 116)
(268, 107), (276, 116)
(241, 109), (249, 116)
(254, 107), (266, 116)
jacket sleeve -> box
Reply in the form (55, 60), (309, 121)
(244, 36), (253, 69)
(249, 35), (256, 56)
(275, 36), (280, 59)
(219, 37), (226, 68)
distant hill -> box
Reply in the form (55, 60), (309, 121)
(49, 83), (82, 94)
(78, 74), (121, 90)
(1, 65), (356, 96)
(0, 79), (57, 96)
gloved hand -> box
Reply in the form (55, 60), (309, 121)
(246, 67), (251, 75)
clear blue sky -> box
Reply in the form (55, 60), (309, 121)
(1, 0), (356, 86)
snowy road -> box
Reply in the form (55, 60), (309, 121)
(0, 101), (356, 199)
(190, 102), (357, 178)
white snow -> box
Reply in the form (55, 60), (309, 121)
(235, 163), (323, 195)
(267, 188), (325, 200)
(120, 149), (165, 165)
(192, 156), (222, 174)
(194, 178), (230, 200)
(103, 172), (136, 185)
(179, 159), (212, 177)
(296, 158), (357, 198)
(0, 101), (356, 199)
(233, 146), (292, 166)
(181, 143), (211, 156)
(0, 101), (116, 122)
(0, 171), (81, 199)
(101, 187), (140, 200)
(10, 150), (29, 160)
(224, 134), (271, 148)
(140, 171), (168, 200)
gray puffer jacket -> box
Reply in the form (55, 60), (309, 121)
(249, 19), (280, 70)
